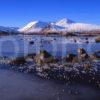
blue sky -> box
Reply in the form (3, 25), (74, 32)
(0, 0), (100, 27)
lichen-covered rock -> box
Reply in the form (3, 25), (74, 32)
(34, 50), (58, 65)
(95, 36), (100, 43)
(26, 53), (36, 59)
(25, 53), (36, 62)
(77, 48), (89, 61)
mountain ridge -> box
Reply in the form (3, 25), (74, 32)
(0, 18), (100, 35)
(18, 18), (100, 35)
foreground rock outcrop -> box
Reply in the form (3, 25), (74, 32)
(34, 50), (58, 65)
(95, 36), (100, 43)
(77, 48), (89, 62)
(64, 54), (77, 63)
(1, 49), (100, 88)
(9, 57), (26, 65)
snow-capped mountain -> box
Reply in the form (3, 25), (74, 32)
(56, 19), (100, 32)
(18, 21), (66, 33)
(56, 18), (75, 27)
(18, 21), (50, 33)
(18, 18), (100, 34)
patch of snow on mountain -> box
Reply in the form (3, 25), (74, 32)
(67, 23), (100, 32)
(56, 18), (75, 28)
(18, 21), (49, 33)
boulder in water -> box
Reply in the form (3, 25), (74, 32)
(10, 57), (26, 65)
(29, 41), (34, 45)
(95, 36), (100, 43)
(34, 50), (58, 65)
(25, 53), (36, 59)
(64, 54), (77, 63)
(77, 48), (89, 61)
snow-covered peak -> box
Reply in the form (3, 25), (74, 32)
(23, 21), (38, 29)
(25, 21), (49, 28)
(18, 18), (100, 34)
(18, 21), (50, 33)
(56, 18), (75, 27)
(58, 18), (74, 24)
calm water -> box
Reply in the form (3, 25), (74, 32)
(0, 35), (99, 58)
(0, 69), (100, 100)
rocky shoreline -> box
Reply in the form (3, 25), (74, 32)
(0, 48), (100, 89)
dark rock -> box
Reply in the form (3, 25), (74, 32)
(34, 50), (58, 65)
(77, 48), (87, 54)
(29, 41), (34, 45)
(64, 54), (77, 63)
(77, 48), (89, 61)
(86, 37), (88, 40)
(25, 53), (36, 62)
(74, 39), (76, 43)
(9, 57), (26, 65)
(86, 41), (89, 43)
(25, 53), (36, 59)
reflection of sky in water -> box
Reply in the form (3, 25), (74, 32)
(0, 35), (99, 58)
